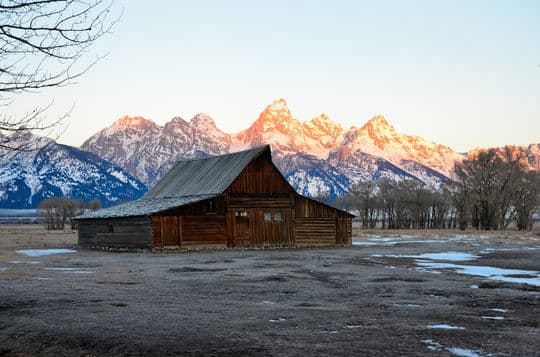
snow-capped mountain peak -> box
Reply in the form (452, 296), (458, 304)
(304, 113), (344, 141)
(112, 115), (157, 130)
(190, 113), (220, 132)
(340, 115), (462, 176)
(358, 115), (397, 139)
(252, 98), (299, 133)
(83, 113), (232, 186)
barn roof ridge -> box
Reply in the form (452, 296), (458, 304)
(172, 144), (270, 163)
(145, 145), (269, 199)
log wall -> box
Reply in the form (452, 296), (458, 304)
(294, 196), (353, 247)
(227, 152), (292, 195)
(245, 209), (294, 247)
(152, 198), (228, 249)
(78, 217), (152, 249)
(295, 217), (336, 246)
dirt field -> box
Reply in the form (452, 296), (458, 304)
(0, 225), (539, 356)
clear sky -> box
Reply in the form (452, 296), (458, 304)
(8, 0), (540, 152)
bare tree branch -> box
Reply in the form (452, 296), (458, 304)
(0, 0), (119, 151)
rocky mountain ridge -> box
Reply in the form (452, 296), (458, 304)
(81, 99), (539, 199)
(79, 99), (465, 198)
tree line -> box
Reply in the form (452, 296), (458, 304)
(39, 198), (101, 230)
(334, 147), (540, 231)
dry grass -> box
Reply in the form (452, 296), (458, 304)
(0, 224), (77, 250)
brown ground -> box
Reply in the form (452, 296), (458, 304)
(0, 225), (539, 356)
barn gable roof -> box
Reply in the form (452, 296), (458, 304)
(146, 145), (269, 198)
(76, 146), (270, 219)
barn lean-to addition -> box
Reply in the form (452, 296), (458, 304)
(76, 145), (353, 250)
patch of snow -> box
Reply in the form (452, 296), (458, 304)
(415, 261), (540, 287)
(17, 249), (77, 257)
(422, 339), (443, 351)
(415, 267), (442, 275)
(10, 261), (40, 264)
(481, 316), (504, 320)
(353, 239), (443, 246)
(382, 252), (479, 262)
(448, 347), (481, 357)
(481, 246), (539, 254)
(110, 169), (129, 183)
(45, 267), (95, 274)
(353, 241), (380, 246)
(470, 284), (479, 289)
(490, 308), (508, 313)
(261, 300), (275, 304)
(394, 303), (421, 308)
(416, 252), (479, 261)
(367, 237), (396, 242)
(269, 318), (287, 323)
(346, 325), (362, 328)
(427, 324), (465, 330)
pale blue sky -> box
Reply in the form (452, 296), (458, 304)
(9, 0), (540, 151)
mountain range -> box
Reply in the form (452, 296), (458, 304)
(1, 98), (538, 208)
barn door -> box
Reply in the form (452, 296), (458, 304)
(161, 216), (182, 247)
(234, 211), (251, 247)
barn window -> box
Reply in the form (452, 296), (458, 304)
(107, 225), (114, 233)
(207, 200), (216, 214)
(274, 212), (282, 221)
(264, 212), (272, 221)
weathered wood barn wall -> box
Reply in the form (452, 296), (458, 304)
(77, 217), (152, 250)
(76, 145), (353, 250)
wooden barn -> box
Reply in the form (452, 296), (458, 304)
(76, 145), (353, 250)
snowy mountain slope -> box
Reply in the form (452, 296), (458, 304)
(0, 132), (147, 209)
(327, 148), (420, 184)
(336, 116), (464, 177)
(274, 151), (350, 199)
(397, 160), (448, 189)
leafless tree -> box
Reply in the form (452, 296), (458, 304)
(38, 196), (57, 229)
(39, 196), (93, 230)
(450, 147), (539, 230)
(88, 198), (101, 211)
(348, 181), (378, 228)
(512, 171), (540, 230)
(377, 179), (396, 229)
(430, 185), (452, 229)
(0, 0), (118, 151)
(452, 150), (502, 230)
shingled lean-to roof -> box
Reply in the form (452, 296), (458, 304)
(76, 145), (270, 219)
